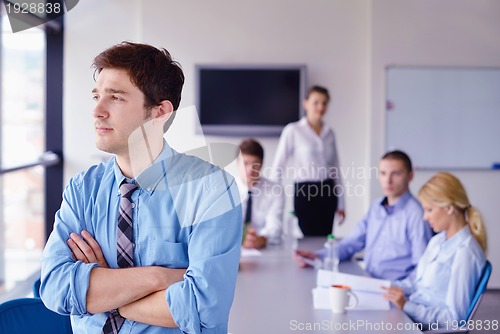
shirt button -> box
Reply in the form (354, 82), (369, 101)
(131, 203), (136, 208)
(147, 187), (152, 191)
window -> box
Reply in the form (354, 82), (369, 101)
(0, 3), (63, 301)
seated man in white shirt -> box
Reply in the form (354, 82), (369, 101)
(238, 138), (284, 249)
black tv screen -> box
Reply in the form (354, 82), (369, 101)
(196, 65), (306, 136)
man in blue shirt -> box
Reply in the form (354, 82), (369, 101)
(294, 151), (433, 281)
(40, 42), (242, 334)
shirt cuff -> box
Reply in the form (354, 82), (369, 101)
(74, 262), (100, 314)
(402, 300), (418, 320)
(394, 280), (415, 296)
(315, 248), (326, 259)
(337, 195), (345, 211)
(257, 227), (280, 241)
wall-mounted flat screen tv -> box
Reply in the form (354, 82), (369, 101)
(195, 65), (306, 136)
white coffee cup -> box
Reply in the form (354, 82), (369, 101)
(329, 284), (358, 313)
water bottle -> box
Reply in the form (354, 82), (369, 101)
(323, 234), (339, 272)
(284, 211), (300, 250)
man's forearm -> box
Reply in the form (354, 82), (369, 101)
(86, 267), (185, 314)
(118, 290), (177, 328)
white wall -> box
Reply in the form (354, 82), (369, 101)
(64, 0), (500, 287)
(370, 0), (500, 287)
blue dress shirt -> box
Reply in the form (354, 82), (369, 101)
(395, 225), (486, 329)
(319, 192), (433, 280)
(40, 141), (242, 334)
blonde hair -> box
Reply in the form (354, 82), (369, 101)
(418, 172), (487, 253)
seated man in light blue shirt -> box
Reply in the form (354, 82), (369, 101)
(294, 151), (433, 281)
(40, 42), (242, 334)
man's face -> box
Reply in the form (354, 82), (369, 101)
(238, 154), (262, 188)
(92, 68), (151, 157)
(378, 158), (413, 199)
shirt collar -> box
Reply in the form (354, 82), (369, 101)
(441, 224), (471, 253)
(298, 117), (309, 127)
(250, 178), (262, 190)
(379, 191), (412, 213)
(239, 177), (262, 197)
(112, 140), (175, 193)
(298, 116), (331, 138)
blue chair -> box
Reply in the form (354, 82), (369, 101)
(0, 297), (73, 334)
(33, 277), (41, 298)
(465, 260), (492, 321)
(423, 260), (492, 333)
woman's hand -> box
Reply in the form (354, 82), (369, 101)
(382, 286), (407, 309)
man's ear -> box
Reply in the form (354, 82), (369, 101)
(152, 100), (174, 132)
(154, 100), (177, 134)
(302, 99), (308, 110)
(155, 100), (174, 122)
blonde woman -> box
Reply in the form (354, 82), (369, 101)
(384, 172), (487, 329)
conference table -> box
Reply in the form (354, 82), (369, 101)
(228, 237), (423, 334)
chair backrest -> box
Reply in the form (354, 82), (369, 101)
(466, 260), (492, 320)
(0, 297), (73, 334)
(33, 277), (41, 298)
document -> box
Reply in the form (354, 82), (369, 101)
(312, 269), (391, 310)
(316, 269), (391, 292)
(240, 248), (263, 257)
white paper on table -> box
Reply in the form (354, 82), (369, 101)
(313, 269), (391, 310)
(240, 248), (263, 257)
(316, 269), (390, 292)
(312, 287), (390, 310)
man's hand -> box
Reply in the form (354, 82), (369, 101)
(67, 230), (109, 268)
(382, 286), (407, 309)
(335, 210), (346, 225)
(243, 227), (267, 249)
(292, 249), (319, 268)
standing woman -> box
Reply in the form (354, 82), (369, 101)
(384, 172), (487, 329)
(272, 85), (345, 236)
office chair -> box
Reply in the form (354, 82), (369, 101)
(423, 260), (492, 333)
(0, 297), (73, 334)
(465, 260), (492, 320)
(33, 277), (41, 298)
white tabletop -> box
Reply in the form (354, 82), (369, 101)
(229, 237), (423, 334)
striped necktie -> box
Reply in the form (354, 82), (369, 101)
(102, 181), (138, 334)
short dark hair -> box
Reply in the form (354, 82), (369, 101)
(306, 85), (330, 101)
(92, 41), (185, 111)
(239, 138), (264, 161)
(381, 150), (413, 172)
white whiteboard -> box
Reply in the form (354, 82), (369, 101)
(386, 67), (500, 170)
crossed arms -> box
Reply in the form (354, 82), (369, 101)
(67, 230), (185, 327)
